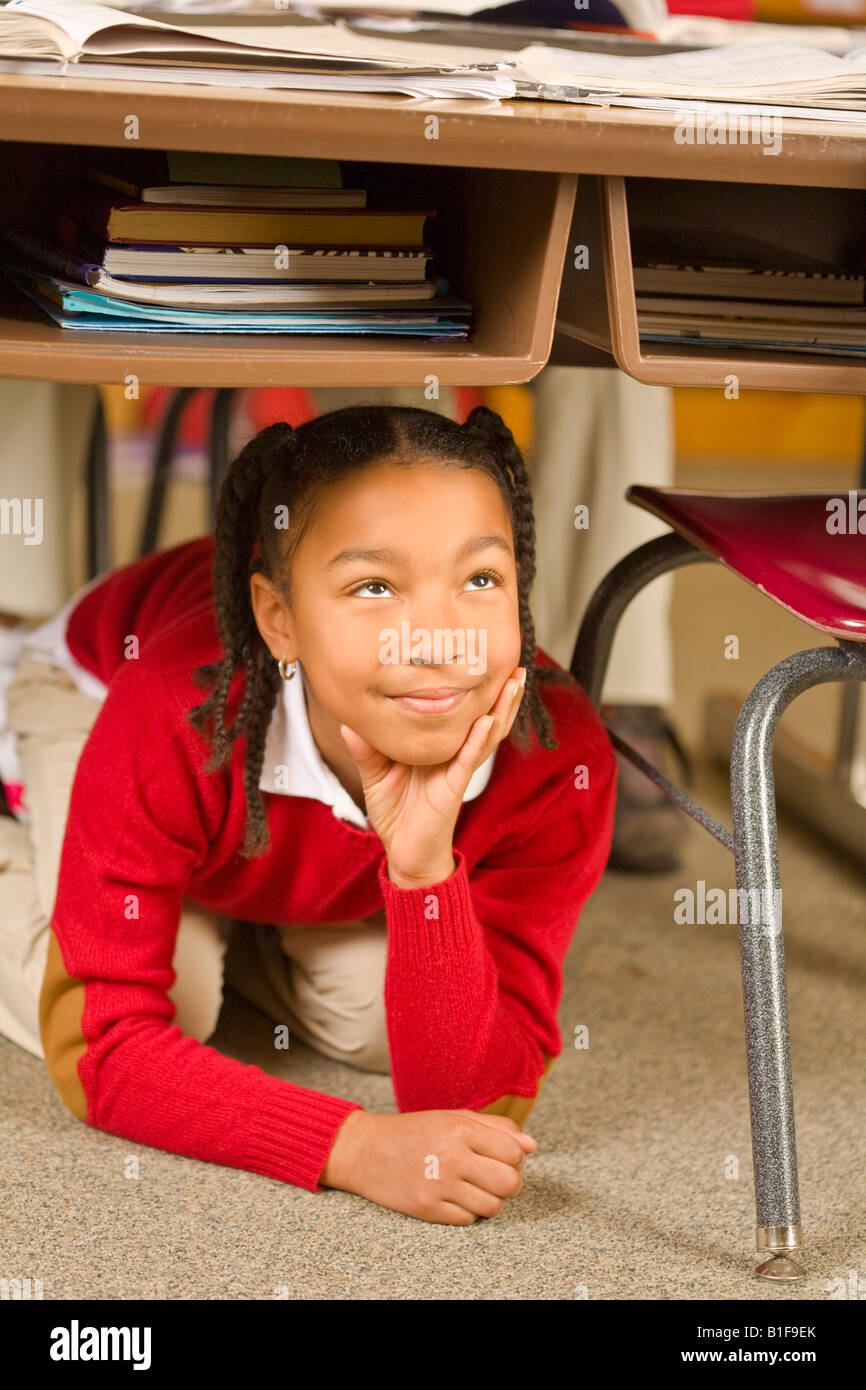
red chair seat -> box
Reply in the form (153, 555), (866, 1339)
(626, 487), (866, 642)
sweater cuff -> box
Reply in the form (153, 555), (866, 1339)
(378, 843), (467, 892)
(377, 846), (478, 947)
(239, 1081), (365, 1194)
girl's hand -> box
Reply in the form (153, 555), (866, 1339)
(339, 664), (527, 888)
(320, 1107), (537, 1224)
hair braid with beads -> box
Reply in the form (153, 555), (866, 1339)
(187, 404), (578, 860)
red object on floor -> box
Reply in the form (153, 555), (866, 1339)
(666, 0), (755, 16)
(3, 780), (25, 817)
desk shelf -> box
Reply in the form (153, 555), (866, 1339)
(557, 175), (866, 395)
(0, 146), (576, 387)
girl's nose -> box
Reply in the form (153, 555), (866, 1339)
(406, 594), (464, 634)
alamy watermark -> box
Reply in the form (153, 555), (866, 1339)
(826, 491), (866, 534)
(1, 1276), (43, 1299)
(0, 497), (42, 545)
(674, 110), (782, 157)
(49, 1321), (151, 1370)
(378, 622), (487, 675)
(674, 880), (783, 934)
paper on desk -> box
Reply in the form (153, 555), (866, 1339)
(558, 92), (866, 126)
(0, 53), (516, 93)
(130, 1), (251, 8)
(1, 0), (515, 69)
(162, 25), (516, 66)
(78, 0), (866, 57)
(659, 15), (866, 57)
(512, 39), (866, 102)
(286, 0), (531, 14)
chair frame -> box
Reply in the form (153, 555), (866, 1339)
(573, 528), (866, 1283)
(84, 387), (238, 575)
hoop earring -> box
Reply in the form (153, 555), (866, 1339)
(277, 657), (297, 681)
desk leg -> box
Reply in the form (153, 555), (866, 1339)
(730, 643), (863, 1281)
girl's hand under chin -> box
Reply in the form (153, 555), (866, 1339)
(338, 664), (527, 889)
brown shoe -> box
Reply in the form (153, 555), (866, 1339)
(602, 703), (692, 873)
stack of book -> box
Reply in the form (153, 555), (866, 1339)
(634, 265), (866, 358)
(0, 149), (473, 338)
(626, 178), (866, 359)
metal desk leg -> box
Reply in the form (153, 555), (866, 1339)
(730, 639), (866, 1281)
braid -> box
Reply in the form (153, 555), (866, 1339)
(188, 421), (293, 858)
(462, 406), (576, 754)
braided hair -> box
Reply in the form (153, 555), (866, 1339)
(187, 403), (578, 859)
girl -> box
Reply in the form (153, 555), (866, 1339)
(1, 403), (617, 1226)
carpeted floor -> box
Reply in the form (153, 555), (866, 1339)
(2, 756), (863, 1301)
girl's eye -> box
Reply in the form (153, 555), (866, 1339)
(349, 580), (392, 598)
(466, 568), (506, 590)
(348, 568), (505, 599)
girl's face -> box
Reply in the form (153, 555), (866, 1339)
(250, 461), (523, 801)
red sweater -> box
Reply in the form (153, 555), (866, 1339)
(41, 535), (617, 1193)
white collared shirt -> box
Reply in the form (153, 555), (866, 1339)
(259, 658), (496, 829)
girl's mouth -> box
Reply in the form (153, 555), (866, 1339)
(387, 689), (468, 714)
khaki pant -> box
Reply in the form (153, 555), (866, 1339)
(0, 650), (392, 1073)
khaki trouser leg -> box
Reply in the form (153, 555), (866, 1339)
(224, 914), (393, 1074)
(0, 651), (228, 1058)
(224, 911), (554, 1123)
